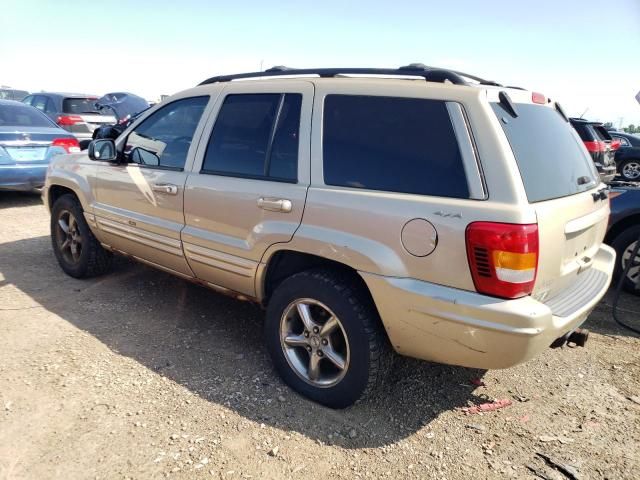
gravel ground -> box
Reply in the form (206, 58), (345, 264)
(1, 191), (639, 480)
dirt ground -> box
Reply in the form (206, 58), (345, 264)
(0, 191), (639, 480)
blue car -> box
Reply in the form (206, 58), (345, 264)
(0, 100), (80, 191)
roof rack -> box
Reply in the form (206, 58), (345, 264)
(198, 63), (502, 87)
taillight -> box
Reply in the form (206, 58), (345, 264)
(466, 222), (539, 299)
(583, 141), (605, 152)
(531, 92), (546, 104)
(56, 115), (83, 126)
(52, 138), (81, 153)
(611, 140), (621, 151)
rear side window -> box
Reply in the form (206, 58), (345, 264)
(202, 93), (301, 182)
(493, 103), (598, 203)
(0, 104), (55, 127)
(63, 97), (99, 114)
(323, 95), (469, 198)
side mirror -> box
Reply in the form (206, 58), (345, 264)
(88, 139), (117, 162)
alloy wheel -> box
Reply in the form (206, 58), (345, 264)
(622, 241), (640, 286)
(279, 298), (350, 388)
(54, 209), (83, 264)
(622, 161), (640, 180)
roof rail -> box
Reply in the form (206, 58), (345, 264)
(198, 63), (475, 86)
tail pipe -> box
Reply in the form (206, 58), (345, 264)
(550, 328), (590, 349)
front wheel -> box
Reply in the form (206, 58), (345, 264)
(619, 159), (640, 181)
(51, 194), (113, 278)
(265, 269), (391, 408)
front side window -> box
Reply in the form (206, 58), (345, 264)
(202, 93), (301, 182)
(322, 95), (470, 198)
(124, 96), (209, 170)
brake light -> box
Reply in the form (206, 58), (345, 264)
(583, 141), (605, 153)
(466, 222), (539, 299)
(52, 138), (81, 153)
(531, 92), (546, 104)
(56, 115), (83, 126)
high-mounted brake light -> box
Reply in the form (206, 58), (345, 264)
(56, 115), (83, 126)
(531, 92), (546, 104)
(466, 222), (539, 299)
(583, 141), (605, 153)
(52, 138), (81, 153)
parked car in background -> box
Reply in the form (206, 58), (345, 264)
(607, 183), (640, 293)
(0, 87), (29, 101)
(22, 93), (116, 150)
(94, 92), (149, 124)
(92, 108), (148, 141)
(608, 131), (640, 181)
(569, 118), (617, 183)
(44, 64), (614, 407)
(0, 100), (79, 191)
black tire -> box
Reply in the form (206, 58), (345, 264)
(265, 268), (391, 408)
(51, 194), (113, 278)
(618, 158), (640, 182)
(611, 225), (640, 294)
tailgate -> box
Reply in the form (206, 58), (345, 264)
(533, 190), (610, 301)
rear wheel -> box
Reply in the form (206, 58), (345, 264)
(619, 159), (640, 181)
(51, 194), (113, 278)
(265, 269), (391, 408)
(611, 225), (640, 294)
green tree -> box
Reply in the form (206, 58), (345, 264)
(625, 124), (637, 134)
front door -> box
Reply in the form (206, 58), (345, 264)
(94, 95), (212, 276)
(182, 81), (313, 295)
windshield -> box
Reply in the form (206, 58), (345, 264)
(492, 103), (599, 203)
(0, 103), (55, 127)
(63, 97), (99, 114)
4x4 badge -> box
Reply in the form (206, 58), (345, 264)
(434, 211), (462, 219)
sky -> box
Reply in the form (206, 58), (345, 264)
(2, 0), (640, 126)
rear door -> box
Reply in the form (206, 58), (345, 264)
(94, 95), (212, 276)
(182, 81), (313, 296)
(491, 101), (609, 300)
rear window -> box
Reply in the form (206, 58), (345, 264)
(570, 121), (593, 141)
(493, 103), (598, 203)
(63, 97), (99, 114)
(0, 104), (55, 127)
(323, 95), (469, 198)
(593, 125), (612, 141)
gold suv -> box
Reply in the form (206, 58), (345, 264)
(43, 65), (615, 408)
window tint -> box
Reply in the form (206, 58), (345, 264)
(202, 94), (301, 182)
(492, 103), (598, 203)
(124, 96), (209, 170)
(32, 95), (47, 111)
(63, 97), (99, 114)
(0, 104), (55, 127)
(323, 95), (469, 198)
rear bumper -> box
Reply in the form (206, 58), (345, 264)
(0, 164), (48, 191)
(360, 244), (615, 370)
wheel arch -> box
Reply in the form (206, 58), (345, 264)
(606, 214), (640, 245)
(258, 249), (378, 310)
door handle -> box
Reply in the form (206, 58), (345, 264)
(152, 183), (178, 195)
(257, 197), (292, 213)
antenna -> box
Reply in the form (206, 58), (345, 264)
(579, 108), (589, 119)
